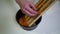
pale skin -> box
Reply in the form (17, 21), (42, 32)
(16, 0), (37, 16)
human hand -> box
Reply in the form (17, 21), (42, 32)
(16, 0), (37, 16)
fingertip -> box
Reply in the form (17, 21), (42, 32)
(31, 10), (37, 14)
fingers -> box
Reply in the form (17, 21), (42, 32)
(22, 9), (36, 16)
(30, 3), (37, 10)
(26, 6), (37, 14)
(21, 3), (38, 16)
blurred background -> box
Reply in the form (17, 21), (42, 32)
(0, 0), (60, 34)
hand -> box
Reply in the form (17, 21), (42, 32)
(16, 0), (37, 16)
